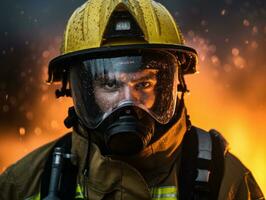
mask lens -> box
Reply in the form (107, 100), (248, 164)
(70, 50), (179, 129)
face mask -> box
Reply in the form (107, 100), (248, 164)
(96, 105), (155, 155)
(70, 50), (179, 155)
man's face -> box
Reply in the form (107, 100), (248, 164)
(93, 69), (158, 113)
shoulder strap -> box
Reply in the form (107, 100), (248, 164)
(208, 129), (228, 199)
(178, 126), (228, 200)
(40, 133), (78, 200)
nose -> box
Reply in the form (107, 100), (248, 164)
(123, 85), (134, 100)
(120, 84), (140, 103)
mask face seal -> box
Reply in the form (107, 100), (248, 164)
(70, 49), (179, 155)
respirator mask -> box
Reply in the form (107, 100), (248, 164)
(70, 50), (179, 155)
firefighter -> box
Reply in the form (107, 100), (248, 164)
(0, 0), (264, 199)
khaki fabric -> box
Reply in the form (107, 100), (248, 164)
(218, 153), (264, 200)
(0, 128), (264, 200)
(69, 108), (187, 200)
(0, 141), (56, 200)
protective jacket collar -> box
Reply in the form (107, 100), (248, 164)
(71, 107), (187, 199)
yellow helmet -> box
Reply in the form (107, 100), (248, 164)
(48, 0), (198, 83)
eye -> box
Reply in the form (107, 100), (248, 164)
(104, 80), (118, 90)
(135, 81), (152, 90)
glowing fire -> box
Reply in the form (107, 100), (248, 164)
(186, 72), (266, 195)
(0, 36), (265, 196)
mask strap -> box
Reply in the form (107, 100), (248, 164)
(177, 60), (192, 130)
(55, 70), (71, 98)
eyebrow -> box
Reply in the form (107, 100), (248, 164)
(130, 74), (157, 83)
(93, 69), (158, 84)
(128, 69), (158, 82)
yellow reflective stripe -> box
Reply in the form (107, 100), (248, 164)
(28, 185), (177, 200)
(152, 197), (177, 200)
(24, 186), (84, 200)
(151, 186), (178, 200)
(151, 186), (177, 194)
(25, 193), (40, 200)
(75, 184), (85, 199)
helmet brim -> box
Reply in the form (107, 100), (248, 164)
(47, 44), (198, 83)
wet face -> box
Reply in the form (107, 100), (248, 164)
(93, 69), (158, 112)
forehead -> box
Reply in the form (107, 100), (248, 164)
(95, 69), (158, 82)
(106, 69), (159, 81)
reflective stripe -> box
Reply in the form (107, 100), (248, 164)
(24, 186), (84, 200)
(197, 129), (212, 160)
(195, 169), (210, 182)
(75, 184), (85, 199)
(151, 186), (178, 200)
(74, 185), (178, 200)
(24, 193), (40, 200)
(196, 128), (212, 183)
(28, 185), (178, 200)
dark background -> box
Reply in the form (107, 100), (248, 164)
(0, 0), (265, 135)
(0, 0), (265, 192)
(0, 0), (266, 134)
